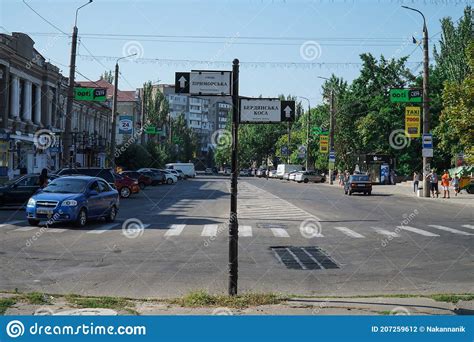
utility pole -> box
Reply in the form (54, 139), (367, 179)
(402, 6), (430, 197)
(140, 88), (145, 145)
(228, 58), (239, 296)
(63, 0), (93, 169)
(329, 88), (335, 185)
(298, 96), (311, 170)
(287, 121), (291, 164)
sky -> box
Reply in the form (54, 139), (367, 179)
(1, 0), (470, 105)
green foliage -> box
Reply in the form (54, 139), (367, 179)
(100, 70), (114, 83)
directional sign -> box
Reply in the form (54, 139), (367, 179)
(422, 133), (433, 149)
(74, 87), (107, 102)
(239, 98), (295, 123)
(175, 71), (231, 95)
(145, 126), (158, 134)
(405, 106), (421, 138)
(390, 88), (422, 103)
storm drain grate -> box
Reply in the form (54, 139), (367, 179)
(271, 246), (339, 270)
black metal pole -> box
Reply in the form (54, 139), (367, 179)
(110, 62), (119, 170)
(64, 25), (78, 169)
(228, 58), (239, 296)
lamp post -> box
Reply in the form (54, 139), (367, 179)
(318, 76), (335, 184)
(402, 5), (430, 197)
(298, 96), (311, 170)
(109, 53), (136, 170)
(63, 0), (93, 169)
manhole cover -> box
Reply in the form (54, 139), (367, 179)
(271, 246), (339, 270)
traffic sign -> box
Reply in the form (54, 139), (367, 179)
(118, 116), (133, 134)
(422, 133), (433, 149)
(74, 87), (107, 102)
(405, 106), (421, 138)
(390, 88), (422, 103)
(319, 135), (329, 153)
(145, 126), (158, 134)
(281, 146), (289, 156)
(175, 71), (232, 95)
(297, 145), (306, 159)
(329, 150), (336, 163)
(239, 98), (295, 123)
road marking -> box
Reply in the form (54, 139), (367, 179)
(14, 226), (37, 232)
(428, 225), (473, 236)
(271, 228), (290, 238)
(334, 226), (365, 238)
(201, 224), (218, 237)
(372, 227), (400, 238)
(397, 226), (439, 237)
(239, 225), (252, 237)
(285, 247), (307, 270)
(87, 223), (121, 234)
(301, 247), (325, 269)
(164, 224), (186, 237)
(462, 225), (474, 230)
(45, 228), (67, 233)
(0, 220), (24, 228)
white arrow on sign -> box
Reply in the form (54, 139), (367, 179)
(284, 106), (292, 118)
(178, 76), (187, 88)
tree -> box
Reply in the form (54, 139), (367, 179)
(100, 70), (114, 83)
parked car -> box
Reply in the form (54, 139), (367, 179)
(277, 164), (303, 179)
(269, 170), (278, 178)
(224, 167), (232, 175)
(56, 168), (115, 188)
(256, 168), (267, 178)
(120, 171), (152, 189)
(165, 163), (196, 178)
(205, 168), (213, 175)
(0, 174), (40, 206)
(345, 174), (372, 196)
(114, 173), (140, 198)
(283, 170), (299, 181)
(289, 171), (301, 181)
(26, 176), (119, 227)
(159, 170), (178, 184)
(167, 169), (183, 180)
(137, 169), (166, 185)
(295, 171), (326, 183)
(239, 169), (251, 177)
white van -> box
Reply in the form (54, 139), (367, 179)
(166, 163), (196, 178)
(276, 164), (303, 179)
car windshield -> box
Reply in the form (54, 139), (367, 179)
(351, 175), (370, 182)
(42, 178), (88, 193)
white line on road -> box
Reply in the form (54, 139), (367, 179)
(201, 224), (218, 237)
(462, 225), (474, 230)
(271, 228), (290, 238)
(87, 223), (121, 234)
(14, 226), (37, 232)
(428, 225), (473, 236)
(239, 225), (252, 237)
(301, 248), (325, 269)
(334, 226), (365, 238)
(372, 227), (400, 238)
(0, 220), (24, 228)
(45, 228), (67, 233)
(397, 226), (439, 237)
(286, 248), (307, 270)
(164, 224), (186, 237)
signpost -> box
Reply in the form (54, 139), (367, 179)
(74, 87), (107, 102)
(422, 133), (433, 158)
(145, 126), (158, 134)
(405, 106), (421, 138)
(329, 150), (336, 163)
(118, 116), (133, 134)
(390, 88), (422, 103)
(175, 71), (232, 95)
(320, 135), (329, 153)
(297, 145), (306, 159)
(239, 98), (295, 123)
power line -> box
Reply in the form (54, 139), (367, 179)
(21, 1), (68, 36)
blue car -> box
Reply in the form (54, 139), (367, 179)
(26, 176), (119, 227)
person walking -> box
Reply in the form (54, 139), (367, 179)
(265, 169), (269, 180)
(38, 168), (49, 188)
(413, 171), (420, 193)
(452, 173), (460, 196)
(426, 169), (439, 198)
(390, 169), (396, 185)
(441, 170), (451, 199)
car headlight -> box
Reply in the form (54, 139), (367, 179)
(62, 200), (78, 207)
(27, 198), (36, 207)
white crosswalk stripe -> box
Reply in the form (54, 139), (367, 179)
(164, 224), (186, 237)
(462, 225), (474, 230)
(201, 224), (218, 237)
(45, 228), (67, 233)
(428, 225), (473, 236)
(372, 227), (400, 238)
(334, 226), (365, 238)
(397, 226), (439, 237)
(14, 226), (37, 232)
(239, 225), (252, 237)
(88, 223), (121, 234)
(271, 228), (290, 238)
(0, 220), (24, 228)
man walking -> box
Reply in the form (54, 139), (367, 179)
(441, 170), (451, 199)
(452, 173), (460, 196)
(426, 169), (439, 198)
(413, 171), (420, 193)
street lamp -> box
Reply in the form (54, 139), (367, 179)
(297, 96), (311, 171)
(63, 0), (93, 168)
(402, 5), (430, 197)
(109, 53), (137, 169)
(318, 76), (335, 184)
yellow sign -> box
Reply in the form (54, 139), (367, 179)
(320, 135), (329, 153)
(405, 106), (421, 138)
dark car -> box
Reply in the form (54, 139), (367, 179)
(114, 173), (140, 198)
(0, 174), (40, 206)
(56, 168), (115, 188)
(120, 171), (152, 189)
(345, 175), (372, 196)
(137, 169), (166, 185)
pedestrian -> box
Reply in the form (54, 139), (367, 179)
(266, 169), (269, 180)
(451, 173), (460, 196)
(390, 169), (396, 185)
(413, 171), (420, 193)
(441, 170), (451, 199)
(426, 169), (439, 198)
(338, 171), (344, 186)
(38, 168), (49, 188)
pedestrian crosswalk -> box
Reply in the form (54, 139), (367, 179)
(1, 220), (473, 241)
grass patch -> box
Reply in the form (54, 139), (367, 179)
(292, 293), (474, 304)
(170, 290), (286, 309)
(0, 298), (16, 315)
(65, 294), (132, 311)
(429, 294), (474, 304)
(22, 292), (50, 305)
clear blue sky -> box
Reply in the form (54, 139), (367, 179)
(1, 0), (469, 104)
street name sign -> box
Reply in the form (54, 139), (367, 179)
(390, 88), (422, 103)
(405, 106), (421, 138)
(239, 98), (295, 123)
(175, 71), (232, 95)
(74, 87), (107, 102)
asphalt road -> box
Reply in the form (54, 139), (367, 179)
(0, 176), (472, 298)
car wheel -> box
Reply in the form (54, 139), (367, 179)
(105, 205), (117, 222)
(28, 219), (40, 226)
(368, 191), (372, 196)
(349, 191), (352, 196)
(75, 208), (87, 227)
(120, 187), (131, 198)
(304, 178), (309, 183)
(139, 182), (145, 190)
(166, 178), (173, 185)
